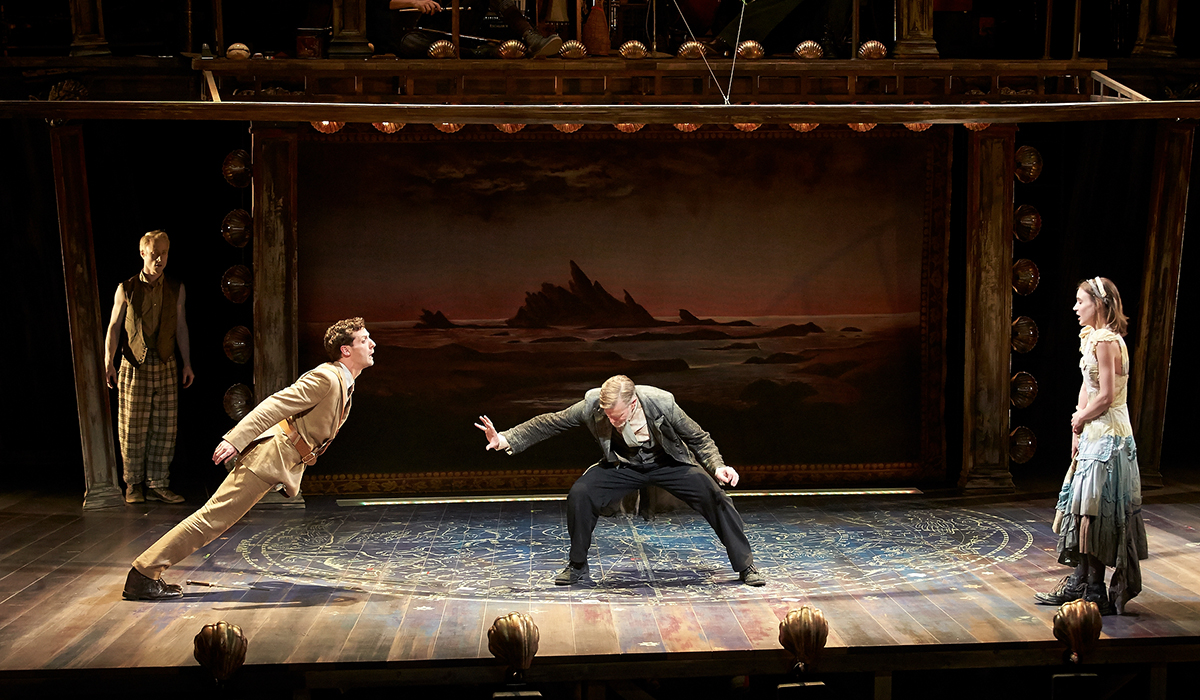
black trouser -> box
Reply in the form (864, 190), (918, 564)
(567, 461), (754, 571)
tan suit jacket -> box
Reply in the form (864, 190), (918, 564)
(224, 362), (351, 497)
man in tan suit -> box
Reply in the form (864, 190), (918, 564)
(122, 317), (375, 600)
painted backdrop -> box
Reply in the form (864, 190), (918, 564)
(296, 129), (943, 492)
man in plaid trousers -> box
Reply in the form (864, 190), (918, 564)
(103, 230), (194, 504)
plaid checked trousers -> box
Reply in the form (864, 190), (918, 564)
(118, 348), (178, 488)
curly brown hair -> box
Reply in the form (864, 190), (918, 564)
(323, 317), (366, 361)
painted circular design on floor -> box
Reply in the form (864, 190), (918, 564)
(235, 503), (1034, 603)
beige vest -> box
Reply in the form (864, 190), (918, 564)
(121, 273), (179, 364)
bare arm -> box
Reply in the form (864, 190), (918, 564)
(389, 0), (442, 12)
(1071, 341), (1117, 434)
(176, 283), (194, 388)
(103, 284), (127, 389)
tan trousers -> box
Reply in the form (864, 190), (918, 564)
(133, 461), (275, 579)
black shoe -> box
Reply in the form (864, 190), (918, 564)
(522, 29), (562, 58)
(1084, 582), (1115, 616)
(739, 565), (766, 587)
(554, 562), (589, 585)
(1034, 575), (1085, 605)
(122, 567), (183, 601)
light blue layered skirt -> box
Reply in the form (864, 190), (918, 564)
(1055, 434), (1149, 612)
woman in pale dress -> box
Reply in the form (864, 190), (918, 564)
(1035, 276), (1148, 614)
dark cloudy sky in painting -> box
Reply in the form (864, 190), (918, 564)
(297, 133), (928, 324)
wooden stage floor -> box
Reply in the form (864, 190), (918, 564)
(2, 481), (1199, 691)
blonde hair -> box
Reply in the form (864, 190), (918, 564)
(599, 375), (636, 409)
(139, 230), (170, 253)
(324, 317), (366, 361)
(1079, 276), (1129, 336)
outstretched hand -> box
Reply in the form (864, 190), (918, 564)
(213, 439), (239, 465)
(475, 415), (507, 451)
(714, 466), (739, 487)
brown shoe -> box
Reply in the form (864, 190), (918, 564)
(146, 487), (184, 504)
(122, 567), (183, 601)
(125, 484), (144, 504)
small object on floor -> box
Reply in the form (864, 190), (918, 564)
(1035, 575), (1085, 606)
(187, 579), (274, 592)
(740, 565), (766, 586)
(554, 562), (589, 585)
(123, 567), (182, 600)
(125, 483), (144, 504)
(147, 486), (185, 504)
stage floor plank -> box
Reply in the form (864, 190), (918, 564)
(3, 483), (1200, 673)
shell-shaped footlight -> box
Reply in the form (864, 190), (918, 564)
(488, 612), (540, 682)
(1053, 600), (1102, 664)
(904, 101), (933, 132)
(619, 40), (648, 60)
(964, 101), (991, 131)
(554, 123), (584, 133)
(221, 209), (251, 248)
(220, 265), (253, 304)
(310, 120), (344, 134)
(495, 123), (526, 134)
(223, 326), (252, 364)
(1014, 204), (1042, 242)
(428, 40), (456, 59)
(737, 40), (764, 60)
(559, 40), (586, 59)
(373, 121), (405, 134)
(433, 122), (465, 133)
(778, 606), (828, 673)
(677, 41), (705, 60)
(857, 40), (886, 59)
(614, 122), (644, 133)
(223, 384), (253, 421)
(674, 122), (701, 132)
(225, 43), (250, 60)
(794, 40), (824, 59)
(1010, 371), (1038, 409)
(499, 40), (528, 59)
(1011, 315), (1039, 354)
(1012, 258), (1040, 295)
(221, 149), (251, 188)
(193, 620), (248, 681)
(1015, 145), (1044, 183)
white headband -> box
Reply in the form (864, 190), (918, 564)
(1089, 277), (1107, 299)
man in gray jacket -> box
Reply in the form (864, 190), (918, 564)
(476, 375), (763, 586)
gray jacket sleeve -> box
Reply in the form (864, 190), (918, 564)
(500, 399), (591, 455)
(664, 401), (726, 476)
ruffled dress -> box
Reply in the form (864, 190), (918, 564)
(1054, 326), (1149, 613)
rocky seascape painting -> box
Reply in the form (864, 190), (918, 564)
(294, 131), (948, 491)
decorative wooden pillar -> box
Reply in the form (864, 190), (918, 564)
(68, 0), (110, 56)
(1132, 0), (1178, 57)
(893, 0), (939, 58)
(50, 125), (123, 510)
(1128, 120), (1194, 489)
(960, 125), (1016, 492)
(329, 0), (373, 58)
(251, 126), (303, 507)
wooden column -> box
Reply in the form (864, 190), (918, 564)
(1132, 0), (1178, 57)
(251, 125), (303, 508)
(68, 0), (110, 56)
(50, 125), (123, 510)
(960, 125), (1016, 492)
(330, 0), (373, 58)
(893, 0), (939, 58)
(1128, 120), (1194, 488)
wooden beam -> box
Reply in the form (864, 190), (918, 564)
(894, 0), (939, 59)
(1128, 120), (1195, 488)
(4, 99), (1200, 124)
(960, 125), (1017, 492)
(68, 0), (110, 57)
(330, 0), (373, 58)
(1133, 0), (1178, 58)
(251, 126), (299, 400)
(49, 125), (123, 510)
